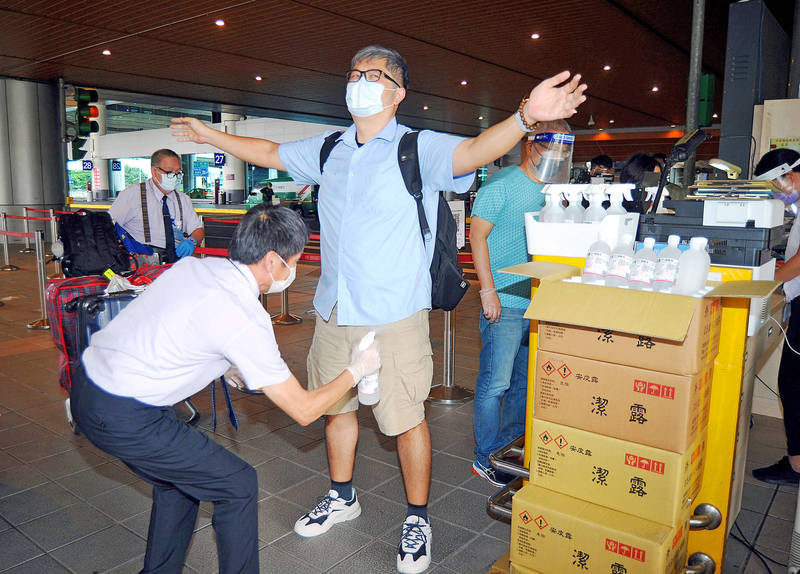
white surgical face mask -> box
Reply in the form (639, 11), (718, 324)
(159, 172), (179, 192)
(267, 254), (296, 294)
(345, 77), (395, 117)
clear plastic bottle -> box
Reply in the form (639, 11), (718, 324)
(583, 185), (607, 223)
(606, 186), (627, 216)
(563, 189), (585, 223)
(581, 233), (612, 284)
(356, 331), (380, 405)
(674, 237), (711, 296)
(652, 235), (682, 292)
(538, 188), (566, 223)
(628, 237), (657, 290)
(605, 234), (635, 287)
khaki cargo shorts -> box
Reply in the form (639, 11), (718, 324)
(307, 307), (432, 436)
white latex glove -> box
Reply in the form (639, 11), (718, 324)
(223, 366), (245, 390)
(346, 337), (381, 386)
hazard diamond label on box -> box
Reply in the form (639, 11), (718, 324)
(539, 430), (553, 444)
(554, 434), (569, 449)
(534, 515), (548, 530)
(558, 364), (572, 379)
(541, 361), (555, 376)
(519, 510), (533, 525)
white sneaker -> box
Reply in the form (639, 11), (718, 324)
(293, 489), (361, 537)
(396, 515), (432, 573)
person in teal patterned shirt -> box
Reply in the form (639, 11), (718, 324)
(469, 120), (571, 486)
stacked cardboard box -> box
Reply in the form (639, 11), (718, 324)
(505, 272), (723, 573)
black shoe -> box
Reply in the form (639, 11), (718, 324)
(752, 456), (800, 486)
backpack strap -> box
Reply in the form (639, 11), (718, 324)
(140, 182), (151, 244)
(398, 131), (431, 240)
(319, 131), (344, 173)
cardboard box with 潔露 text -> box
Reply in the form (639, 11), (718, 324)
(532, 282), (722, 375)
(534, 350), (713, 453)
(510, 484), (689, 574)
(530, 419), (705, 526)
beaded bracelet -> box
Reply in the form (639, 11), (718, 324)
(515, 98), (539, 132)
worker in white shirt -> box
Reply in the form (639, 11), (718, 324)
(70, 204), (380, 574)
(109, 148), (204, 263)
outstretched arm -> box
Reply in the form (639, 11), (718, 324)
(452, 71), (587, 176)
(170, 117), (286, 170)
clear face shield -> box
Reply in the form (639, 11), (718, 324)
(529, 132), (575, 183)
(754, 157), (800, 206)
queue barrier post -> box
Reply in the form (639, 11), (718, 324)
(271, 288), (302, 325)
(26, 230), (50, 330)
(20, 208), (34, 253)
(1, 213), (20, 271)
(427, 309), (473, 405)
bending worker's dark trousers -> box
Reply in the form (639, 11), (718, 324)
(70, 368), (258, 574)
(780, 298), (800, 456)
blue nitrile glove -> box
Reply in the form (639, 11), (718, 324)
(176, 237), (197, 258)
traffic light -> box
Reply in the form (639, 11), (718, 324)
(75, 88), (99, 137)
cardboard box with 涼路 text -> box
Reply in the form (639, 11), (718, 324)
(532, 282), (722, 375)
(530, 419), (705, 526)
(534, 350), (713, 453)
(510, 484), (689, 574)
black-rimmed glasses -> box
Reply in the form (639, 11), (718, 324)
(156, 166), (184, 178)
(346, 69), (401, 88)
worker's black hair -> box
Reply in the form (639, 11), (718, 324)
(620, 153), (659, 186)
(590, 154), (613, 169)
(229, 204), (308, 264)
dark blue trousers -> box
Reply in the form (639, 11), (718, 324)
(71, 368), (259, 574)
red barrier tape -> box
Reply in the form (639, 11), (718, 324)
(5, 214), (51, 222)
(457, 253), (473, 264)
(309, 234), (320, 241)
(24, 207), (71, 215)
(202, 217), (241, 224)
(299, 253), (321, 262)
(194, 247), (229, 257)
(0, 229), (35, 239)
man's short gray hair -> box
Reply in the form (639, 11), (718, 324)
(151, 149), (181, 167)
(351, 45), (409, 88)
(229, 204), (308, 264)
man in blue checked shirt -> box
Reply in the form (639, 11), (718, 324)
(172, 44), (586, 574)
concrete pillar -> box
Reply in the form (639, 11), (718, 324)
(790, 0), (800, 98)
(0, 79), (65, 214)
(110, 159), (125, 196)
(89, 101), (110, 200)
(222, 112), (246, 203)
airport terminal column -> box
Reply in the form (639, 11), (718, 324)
(682, 0), (705, 188)
(221, 113), (246, 203)
(0, 78), (65, 236)
(88, 101), (110, 201)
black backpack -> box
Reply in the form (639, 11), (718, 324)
(320, 130), (469, 311)
(58, 209), (132, 277)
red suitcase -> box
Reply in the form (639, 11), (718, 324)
(46, 265), (172, 393)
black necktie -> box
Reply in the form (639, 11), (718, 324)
(162, 195), (176, 263)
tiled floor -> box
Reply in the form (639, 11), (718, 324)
(0, 249), (796, 573)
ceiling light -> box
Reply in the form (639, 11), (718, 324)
(651, 86), (659, 92)
(603, 65), (611, 71)
(598, 127), (604, 131)
(531, 33), (540, 39)
(670, 124), (676, 128)
(712, 113), (718, 118)
(423, 105), (429, 110)
(101, 49), (111, 56)
(255, 75), (262, 81)
(215, 19), (225, 26)
(609, 119), (615, 124)
(478, 116), (484, 120)
(460, 80), (467, 86)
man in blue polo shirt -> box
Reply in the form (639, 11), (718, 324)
(171, 44), (586, 573)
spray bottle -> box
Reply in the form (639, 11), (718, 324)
(583, 185), (607, 223)
(538, 186), (566, 222)
(628, 237), (657, 290)
(652, 235), (682, 292)
(605, 234), (635, 287)
(563, 188), (585, 223)
(606, 186), (628, 216)
(356, 331), (380, 405)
